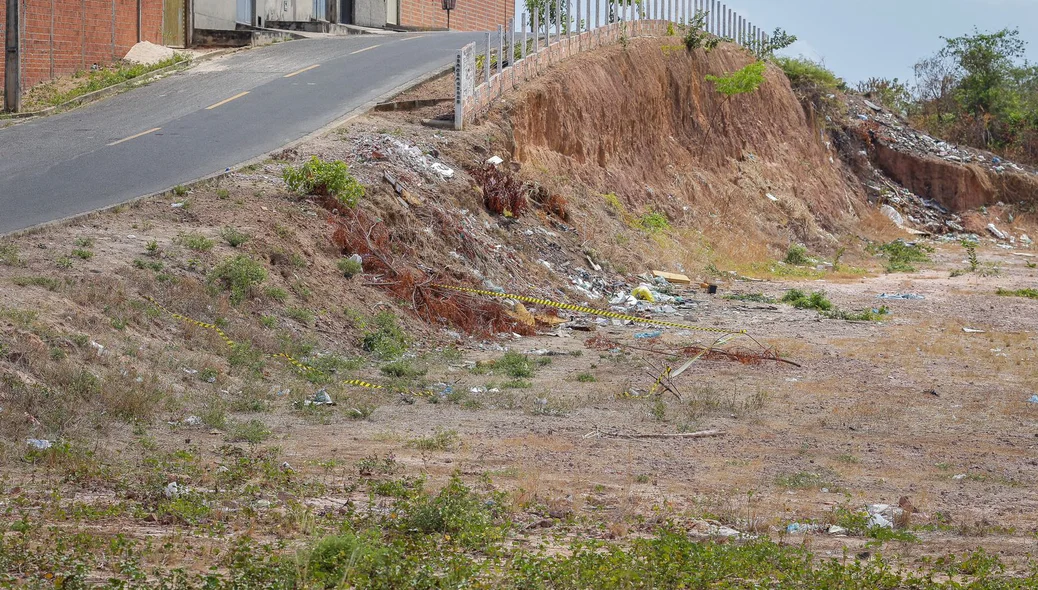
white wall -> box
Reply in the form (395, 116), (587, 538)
(195, 0), (238, 30)
(260, 0), (316, 23)
(353, 0), (386, 27)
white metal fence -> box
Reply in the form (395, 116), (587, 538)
(455, 0), (770, 129)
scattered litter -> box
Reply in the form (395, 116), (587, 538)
(26, 438), (52, 450)
(987, 223), (1008, 240)
(1028, 395), (1038, 404)
(634, 330), (663, 339)
(652, 270), (691, 285)
(347, 253), (363, 265)
(863, 99), (883, 112)
(880, 204), (904, 227)
(429, 162), (454, 179)
(183, 415), (203, 426)
(786, 522), (821, 534)
(90, 341), (105, 356)
(766, 192), (779, 202)
(952, 473), (967, 481)
(828, 525), (847, 535)
(866, 507), (893, 529)
(878, 293), (925, 300)
(962, 327), (985, 334)
(631, 285), (655, 302)
(171, 201), (186, 208)
(280, 462), (292, 472)
(164, 482), (180, 498)
(304, 389), (335, 406)
(486, 155), (504, 166)
(183, 368), (198, 375)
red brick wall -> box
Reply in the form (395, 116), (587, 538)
(400, 0), (513, 32)
(1, 0), (163, 98)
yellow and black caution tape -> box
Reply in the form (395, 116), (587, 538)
(144, 295), (238, 349)
(647, 366), (672, 398)
(143, 295), (432, 398)
(433, 284), (745, 335)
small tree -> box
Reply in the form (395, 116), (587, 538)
(755, 28), (797, 59)
(700, 61), (767, 150)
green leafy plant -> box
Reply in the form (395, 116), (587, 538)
(682, 10), (718, 53)
(220, 226), (250, 248)
(996, 288), (1038, 300)
(868, 239), (933, 273)
(179, 233), (215, 252)
(209, 255), (267, 304)
(71, 248), (94, 260)
(635, 211), (671, 234)
(283, 156), (365, 207)
(780, 289), (833, 311)
(361, 311), (409, 360)
(701, 61), (767, 148)
(337, 257), (363, 278)
(783, 244), (810, 266)
(227, 419), (272, 444)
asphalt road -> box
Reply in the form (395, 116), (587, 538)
(0, 32), (488, 235)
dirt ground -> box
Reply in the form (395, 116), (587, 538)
(2, 37), (1038, 585)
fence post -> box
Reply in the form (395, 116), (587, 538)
(497, 24), (504, 85)
(554, 0), (561, 45)
(484, 32), (492, 82)
(533, 9), (539, 52)
(576, 0), (581, 46)
(522, 13), (528, 60)
(509, 17), (515, 83)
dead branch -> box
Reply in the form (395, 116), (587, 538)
(583, 427), (725, 440)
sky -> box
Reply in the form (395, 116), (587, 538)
(512, 0), (1038, 86)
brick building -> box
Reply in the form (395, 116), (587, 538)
(2, 0), (167, 102)
(393, 0), (513, 31)
(336, 0), (512, 32)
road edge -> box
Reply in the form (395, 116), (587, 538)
(4, 63), (456, 239)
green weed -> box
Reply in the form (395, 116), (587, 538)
(179, 233), (215, 252)
(361, 311), (409, 360)
(996, 288), (1038, 299)
(337, 257), (363, 278)
(283, 156), (365, 207)
(220, 226), (250, 248)
(210, 255), (267, 304)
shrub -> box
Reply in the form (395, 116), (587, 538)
(220, 226), (250, 248)
(227, 419), (271, 444)
(71, 248), (94, 260)
(495, 351), (533, 378)
(636, 212), (671, 234)
(283, 156), (365, 207)
(179, 233), (215, 252)
(780, 289), (833, 311)
(783, 244), (810, 266)
(361, 311), (409, 360)
(210, 255), (267, 304)
(869, 239), (933, 273)
(337, 257), (363, 278)
(406, 428), (459, 452)
(380, 360), (427, 378)
(774, 56), (845, 94)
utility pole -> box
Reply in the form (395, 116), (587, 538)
(4, 0), (20, 112)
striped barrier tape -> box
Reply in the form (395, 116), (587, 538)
(143, 295), (431, 398)
(432, 284), (745, 335)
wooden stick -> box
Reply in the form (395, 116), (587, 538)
(584, 427), (725, 440)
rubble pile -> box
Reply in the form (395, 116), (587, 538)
(847, 96), (1037, 176)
